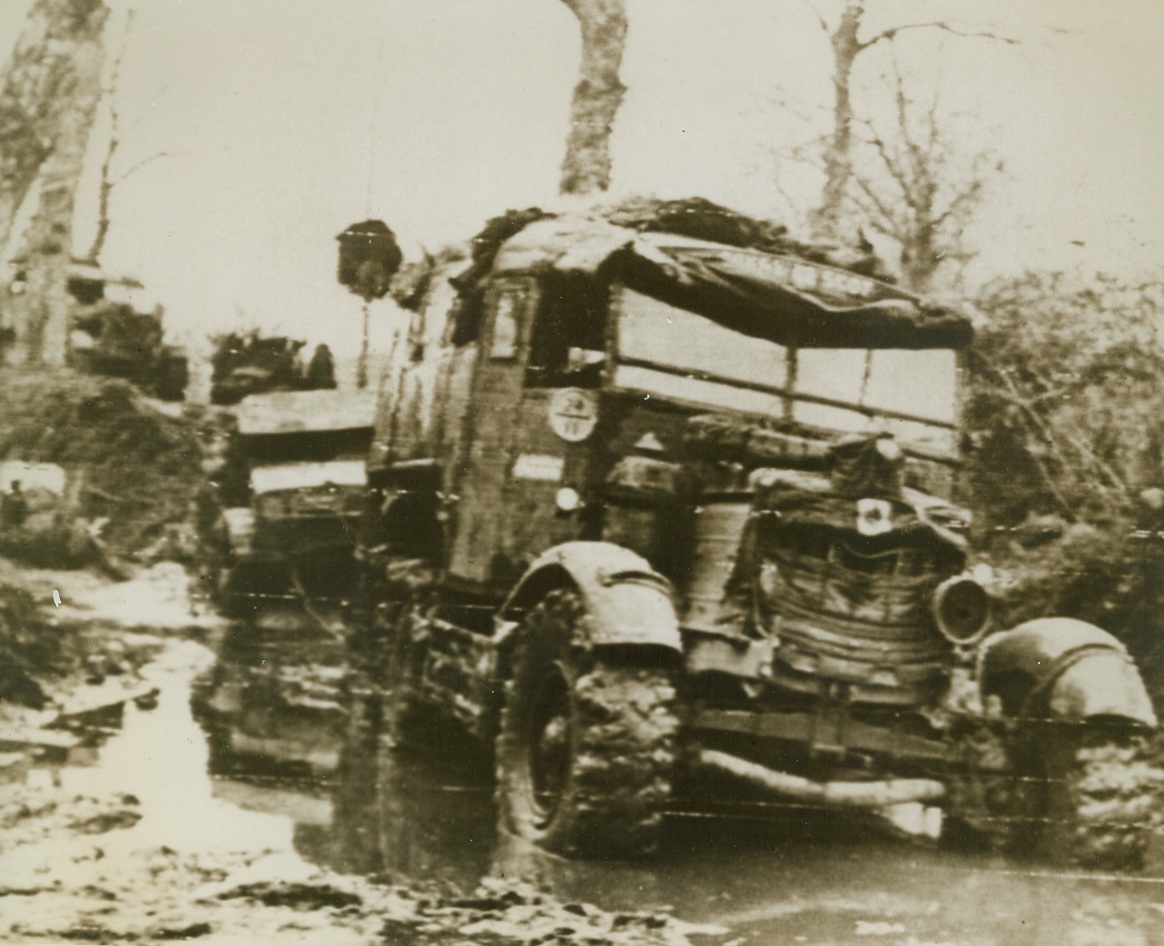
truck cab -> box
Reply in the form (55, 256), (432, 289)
(370, 215), (965, 588)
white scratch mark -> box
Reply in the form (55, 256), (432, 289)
(52, 589), (61, 608)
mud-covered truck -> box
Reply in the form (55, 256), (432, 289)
(358, 206), (1158, 868)
(218, 389), (376, 617)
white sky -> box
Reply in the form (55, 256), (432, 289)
(3, 0), (1163, 355)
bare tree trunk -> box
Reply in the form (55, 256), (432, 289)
(809, 0), (862, 241)
(558, 0), (628, 196)
(0, 0), (108, 254)
(804, 1), (1013, 249)
(0, 0), (108, 366)
(901, 221), (939, 293)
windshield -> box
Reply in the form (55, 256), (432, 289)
(613, 288), (959, 454)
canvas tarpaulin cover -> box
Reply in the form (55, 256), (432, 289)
(622, 236), (974, 350)
(486, 205), (974, 351)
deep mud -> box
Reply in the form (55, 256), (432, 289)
(0, 570), (718, 946)
(0, 647), (721, 946)
(5, 564), (1164, 945)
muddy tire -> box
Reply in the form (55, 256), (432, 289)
(1037, 727), (1158, 871)
(943, 723), (1037, 855)
(946, 722), (1159, 871)
(495, 589), (677, 858)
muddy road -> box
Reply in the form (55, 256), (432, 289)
(267, 735), (1164, 946)
(4, 582), (1164, 944)
(311, 732), (1164, 946)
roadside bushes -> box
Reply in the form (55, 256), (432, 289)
(0, 370), (205, 562)
(964, 270), (1164, 703)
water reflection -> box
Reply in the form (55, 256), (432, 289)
(315, 717), (953, 917)
(322, 724), (495, 886)
(193, 609), (348, 780)
(192, 623), (1164, 946)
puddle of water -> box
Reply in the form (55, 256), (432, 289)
(53, 639), (302, 857)
(297, 737), (1164, 946)
(183, 631), (1164, 946)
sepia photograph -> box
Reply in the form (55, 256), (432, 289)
(2, 2), (1163, 943)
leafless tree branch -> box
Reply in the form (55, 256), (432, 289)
(759, 87), (831, 128)
(110, 150), (183, 187)
(86, 7), (135, 261)
(799, 0), (833, 36)
(849, 157), (904, 231)
(859, 20), (1020, 52)
(984, 363), (1080, 519)
(843, 41), (1002, 293)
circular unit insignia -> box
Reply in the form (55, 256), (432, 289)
(548, 388), (598, 443)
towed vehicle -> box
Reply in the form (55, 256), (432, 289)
(219, 389), (375, 616)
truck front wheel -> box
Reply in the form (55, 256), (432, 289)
(1037, 727), (1158, 871)
(495, 589), (677, 858)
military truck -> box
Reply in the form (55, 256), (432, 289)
(217, 389), (376, 617)
(358, 206), (1158, 868)
(210, 331), (337, 407)
(66, 260), (188, 401)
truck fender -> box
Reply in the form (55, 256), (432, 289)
(979, 618), (1156, 728)
(496, 541), (682, 660)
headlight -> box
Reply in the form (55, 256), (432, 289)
(932, 576), (992, 645)
(555, 487), (583, 513)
